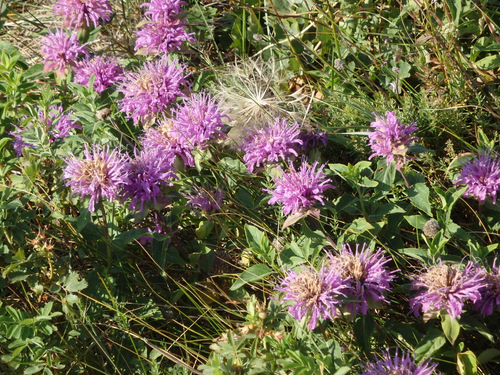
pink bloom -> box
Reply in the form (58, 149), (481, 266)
(360, 349), (440, 375)
(74, 55), (123, 94)
(40, 29), (88, 77)
(368, 111), (417, 168)
(54, 0), (112, 29)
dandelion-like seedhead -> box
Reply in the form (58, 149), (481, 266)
(264, 158), (334, 216)
(368, 111), (418, 168)
(40, 28), (88, 77)
(118, 56), (189, 125)
(170, 92), (228, 149)
(215, 57), (306, 146)
(141, 119), (195, 167)
(240, 117), (302, 173)
(473, 259), (500, 317)
(328, 243), (395, 317)
(121, 148), (178, 212)
(186, 186), (224, 213)
(63, 144), (129, 212)
(74, 55), (124, 94)
(359, 349), (440, 375)
(409, 261), (485, 320)
(53, 0), (112, 29)
(276, 264), (346, 330)
(454, 151), (500, 204)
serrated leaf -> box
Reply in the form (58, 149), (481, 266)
(441, 312), (460, 344)
(59, 272), (88, 293)
(407, 182), (432, 216)
(230, 264), (272, 291)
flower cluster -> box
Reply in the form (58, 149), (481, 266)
(454, 151), (500, 204)
(409, 261), (485, 320)
(264, 158), (333, 216)
(240, 117), (303, 173)
(359, 349), (439, 375)
(368, 111), (418, 168)
(186, 186), (225, 213)
(170, 92), (228, 149)
(10, 105), (81, 156)
(53, 0), (112, 29)
(277, 264), (346, 330)
(121, 148), (178, 212)
(74, 55), (124, 94)
(135, 0), (194, 55)
(63, 145), (129, 212)
(118, 56), (189, 125)
(40, 28), (88, 77)
(328, 244), (395, 317)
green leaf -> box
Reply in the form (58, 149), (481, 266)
(245, 224), (264, 250)
(457, 350), (477, 375)
(441, 312), (460, 344)
(347, 218), (374, 234)
(230, 264), (272, 291)
(475, 54), (500, 70)
(59, 272), (88, 293)
(353, 315), (374, 353)
(407, 182), (432, 216)
(415, 329), (446, 361)
(478, 348), (500, 364)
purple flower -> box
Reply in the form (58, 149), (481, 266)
(53, 0), (112, 29)
(328, 243), (396, 317)
(118, 56), (189, 125)
(40, 28), (88, 77)
(409, 261), (485, 320)
(359, 349), (439, 375)
(299, 128), (328, 151)
(74, 56), (124, 94)
(276, 264), (346, 330)
(141, 119), (195, 167)
(473, 259), (500, 317)
(454, 151), (500, 204)
(142, 0), (186, 20)
(63, 144), (129, 212)
(186, 186), (224, 213)
(170, 92), (228, 149)
(9, 125), (34, 157)
(240, 117), (303, 173)
(135, 0), (193, 54)
(368, 111), (417, 168)
(264, 158), (334, 216)
(121, 148), (177, 212)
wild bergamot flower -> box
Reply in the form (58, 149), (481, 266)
(74, 55), (123, 94)
(118, 56), (189, 125)
(328, 243), (396, 317)
(121, 148), (178, 212)
(409, 261), (485, 320)
(63, 144), (129, 212)
(53, 0), (112, 29)
(454, 151), (500, 204)
(170, 92), (228, 149)
(276, 264), (346, 330)
(40, 28), (88, 77)
(264, 158), (334, 216)
(473, 259), (500, 317)
(368, 111), (417, 168)
(185, 186), (225, 213)
(240, 117), (303, 173)
(359, 349), (440, 375)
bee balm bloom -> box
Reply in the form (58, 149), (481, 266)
(118, 56), (189, 125)
(328, 244), (396, 316)
(277, 264), (346, 330)
(63, 145), (128, 212)
(368, 111), (417, 168)
(264, 158), (333, 216)
(359, 349), (439, 375)
(40, 29), (88, 77)
(74, 55), (123, 94)
(53, 0), (112, 29)
(409, 261), (485, 320)
(473, 259), (500, 317)
(454, 151), (500, 204)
